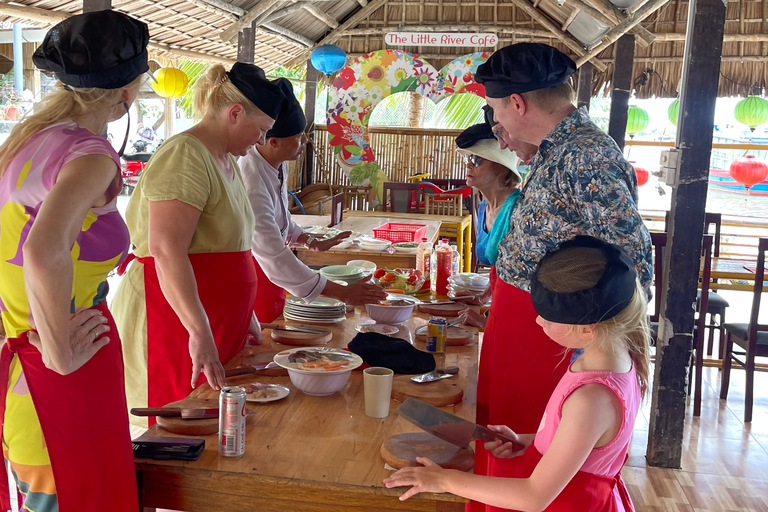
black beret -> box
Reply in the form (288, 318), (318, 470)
(531, 236), (637, 325)
(267, 78), (307, 138)
(475, 43), (576, 98)
(227, 62), (286, 120)
(348, 333), (436, 374)
(455, 123), (495, 149)
(33, 10), (149, 89)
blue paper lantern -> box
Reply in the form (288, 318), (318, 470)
(310, 44), (347, 75)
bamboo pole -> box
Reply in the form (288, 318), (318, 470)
(576, 0), (672, 67)
(507, 0), (608, 72)
(220, 0), (283, 42)
(571, 0), (656, 46)
(262, 22), (313, 46)
(303, 4), (339, 28)
(342, 24), (551, 37)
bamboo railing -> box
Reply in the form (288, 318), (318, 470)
(311, 125), (465, 186)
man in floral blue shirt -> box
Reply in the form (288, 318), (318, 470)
(459, 43), (652, 503)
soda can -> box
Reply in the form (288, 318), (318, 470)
(219, 385), (246, 457)
(426, 316), (447, 353)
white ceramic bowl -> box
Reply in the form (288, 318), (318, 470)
(287, 368), (352, 396)
(346, 259), (377, 273)
(365, 295), (418, 325)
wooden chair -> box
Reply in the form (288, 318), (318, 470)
(424, 193), (462, 217)
(649, 232), (668, 333)
(383, 182), (421, 213)
(341, 186), (370, 211)
(329, 192), (344, 227)
(720, 237), (768, 423)
(666, 211), (730, 357)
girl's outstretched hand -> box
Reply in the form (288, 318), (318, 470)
(382, 457), (450, 500)
(484, 425), (527, 459)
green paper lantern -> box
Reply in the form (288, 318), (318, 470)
(734, 95), (768, 132)
(626, 105), (649, 138)
(668, 98), (679, 127)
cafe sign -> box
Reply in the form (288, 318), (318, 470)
(385, 32), (498, 48)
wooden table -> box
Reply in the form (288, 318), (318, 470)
(293, 213), (443, 269)
(135, 309), (480, 511)
(345, 212), (473, 273)
(707, 258), (760, 291)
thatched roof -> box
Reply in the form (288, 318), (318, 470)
(0, 0), (766, 98)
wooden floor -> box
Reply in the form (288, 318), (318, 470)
(624, 365), (768, 511)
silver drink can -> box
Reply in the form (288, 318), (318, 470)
(219, 386), (246, 457)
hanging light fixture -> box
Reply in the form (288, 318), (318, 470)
(151, 67), (189, 99)
(729, 155), (768, 190)
(733, 95), (768, 132)
(630, 163), (650, 186)
(667, 98), (679, 127)
(310, 44), (347, 75)
(626, 105), (649, 138)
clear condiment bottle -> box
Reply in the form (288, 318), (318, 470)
(450, 244), (461, 276)
(416, 237), (432, 292)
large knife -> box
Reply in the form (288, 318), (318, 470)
(131, 407), (219, 419)
(261, 323), (330, 335)
(411, 366), (459, 383)
(224, 361), (279, 377)
(395, 398), (525, 451)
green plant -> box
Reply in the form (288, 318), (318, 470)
(427, 93), (486, 129)
(176, 60), (211, 118)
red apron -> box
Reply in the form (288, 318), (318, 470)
(470, 276), (571, 512)
(252, 256), (287, 324)
(487, 445), (633, 512)
(140, 251), (257, 425)
(0, 301), (138, 512)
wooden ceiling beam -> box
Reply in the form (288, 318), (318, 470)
(285, 0), (390, 68)
(180, 0), (240, 21)
(265, 2), (308, 22)
(303, 4), (339, 28)
(342, 24), (553, 37)
(219, 0), (282, 42)
(576, 0), (671, 67)
(262, 21), (314, 46)
(507, 0), (607, 72)
(574, 0), (656, 47)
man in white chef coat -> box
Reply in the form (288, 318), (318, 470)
(240, 78), (386, 324)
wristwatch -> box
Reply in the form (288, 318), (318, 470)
(302, 234), (318, 249)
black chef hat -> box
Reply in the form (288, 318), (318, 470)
(32, 10), (149, 90)
(482, 105), (495, 128)
(455, 123), (495, 149)
(475, 43), (576, 99)
(348, 333), (436, 374)
(227, 62), (286, 120)
(267, 78), (306, 139)
(531, 236), (638, 325)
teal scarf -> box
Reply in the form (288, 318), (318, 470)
(485, 189), (520, 266)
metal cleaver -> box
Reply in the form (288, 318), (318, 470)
(410, 366), (459, 383)
(395, 397), (525, 451)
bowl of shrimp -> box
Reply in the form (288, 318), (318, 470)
(273, 347), (364, 396)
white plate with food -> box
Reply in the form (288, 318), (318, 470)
(243, 382), (290, 403)
(273, 347), (364, 374)
(359, 237), (392, 248)
(355, 323), (400, 336)
(392, 242), (419, 253)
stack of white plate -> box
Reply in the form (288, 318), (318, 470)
(283, 296), (347, 324)
(448, 272), (491, 295)
(358, 237), (392, 250)
(319, 265), (365, 284)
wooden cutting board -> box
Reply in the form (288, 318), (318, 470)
(243, 351), (288, 376)
(156, 399), (219, 436)
(270, 329), (332, 346)
(391, 375), (464, 407)
(381, 432), (474, 471)
(414, 326), (474, 346)
(417, 303), (466, 317)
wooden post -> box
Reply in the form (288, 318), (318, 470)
(607, 34), (635, 152)
(82, 0), (111, 12)
(237, 21), (256, 63)
(576, 62), (593, 111)
(646, 0), (727, 468)
(304, 59), (319, 188)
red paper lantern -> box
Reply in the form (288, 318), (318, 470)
(729, 155), (768, 189)
(633, 164), (649, 186)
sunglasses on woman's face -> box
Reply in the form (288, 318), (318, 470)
(463, 154), (483, 167)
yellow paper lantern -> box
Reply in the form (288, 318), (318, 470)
(152, 67), (189, 98)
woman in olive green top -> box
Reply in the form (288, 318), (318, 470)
(112, 63), (285, 426)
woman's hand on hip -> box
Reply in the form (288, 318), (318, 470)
(189, 331), (225, 391)
(28, 308), (111, 375)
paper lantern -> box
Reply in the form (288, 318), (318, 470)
(626, 105), (649, 138)
(152, 67), (189, 99)
(668, 98), (679, 127)
(632, 163), (649, 186)
(729, 155), (768, 189)
(734, 95), (768, 132)
(310, 44), (347, 75)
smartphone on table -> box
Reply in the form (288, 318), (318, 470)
(132, 435), (205, 461)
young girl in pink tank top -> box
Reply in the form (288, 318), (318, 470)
(384, 236), (650, 512)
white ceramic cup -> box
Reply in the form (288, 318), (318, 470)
(363, 367), (394, 418)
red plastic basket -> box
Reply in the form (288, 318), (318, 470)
(372, 223), (428, 243)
